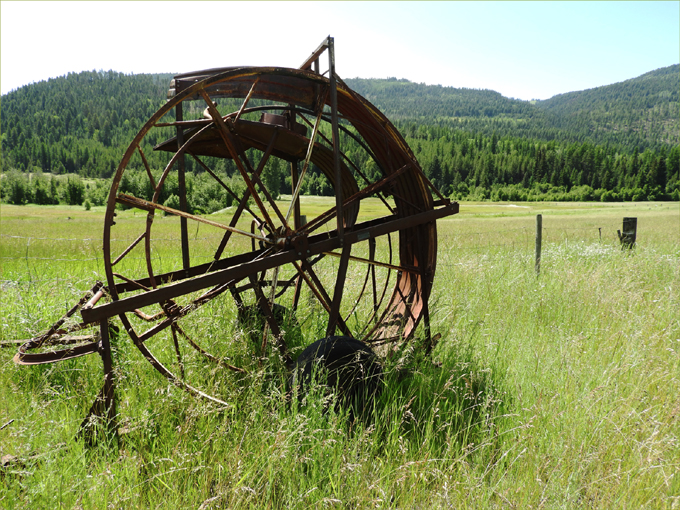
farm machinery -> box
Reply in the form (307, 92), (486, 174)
(11, 37), (459, 437)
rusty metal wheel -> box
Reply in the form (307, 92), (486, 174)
(96, 59), (457, 404)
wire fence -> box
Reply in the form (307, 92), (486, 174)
(0, 221), (623, 286)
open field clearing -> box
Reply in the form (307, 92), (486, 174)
(1, 200), (679, 508)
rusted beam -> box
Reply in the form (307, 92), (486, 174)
(234, 77), (261, 123)
(285, 107), (326, 224)
(296, 259), (353, 337)
(200, 89), (277, 231)
(111, 231), (147, 267)
(326, 243), (351, 337)
(301, 162), (411, 235)
(175, 101), (191, 273)
(116, 194), (271, 244)
(328, 37), (344, 244)
(320, 250), (419, 274)
(299, 37), (330, 71)
(82, 202), (458, 324)
(212, 130), (281, 261)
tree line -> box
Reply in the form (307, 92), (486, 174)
(1, 68), (678, 207)
(406, 126), (679, 201)
(4, 126), (677, 208)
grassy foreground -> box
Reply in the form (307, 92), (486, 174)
(1, 200), (679, 508)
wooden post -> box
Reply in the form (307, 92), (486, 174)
(617, 217), (637, 249)
(535, 214), (542, 275)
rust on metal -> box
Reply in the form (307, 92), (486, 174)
(10, 36), (459, 436)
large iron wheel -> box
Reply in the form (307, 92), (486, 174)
(100, 65), (456, 404)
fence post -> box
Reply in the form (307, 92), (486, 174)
(617, 217), (637, 249)
(535, 214), (542, 275)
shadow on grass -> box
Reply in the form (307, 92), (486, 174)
(363, 332), (510, 458)
(283, 329), (511, 461)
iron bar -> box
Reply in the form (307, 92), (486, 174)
(325, 243), (351, 337)
(234, 77), (261, 123)
(320, 250), (418, 274)
(300, 162), (410, 236)
(212, 129), (280, 262)
(299, 37), (330, 71)
(191, 154), (262, 222)
(137, 145), (157, 190)
(297, 259), (353, 337)
(111, 231), (147, 267)
(115, 194), (272, 244)
(199, 89), (277, 231)
(85, 202), (458, 324)
(175, 101), (191, 273)
(327, 37), (344, 244)
(285, 106), (326, 224)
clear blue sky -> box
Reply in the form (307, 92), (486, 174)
(1, 1), (678, 100)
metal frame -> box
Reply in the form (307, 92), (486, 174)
(10, 37), (459, 438)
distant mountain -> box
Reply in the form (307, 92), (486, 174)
(534, 65), (678, 148)
(344, 78), (535, 120)
(345, 64), (679, 152)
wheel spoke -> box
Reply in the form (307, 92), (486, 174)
(294, 259), (352, 337)
(326, 244), (352, 337)
(233, 77), (260, 123)
(116, 194), (273, 245)
(212, 127), (284, 262)
(174, 323), (246, 374)
(285, 106), (326, 224)
(111, 231), (147, 267)
(170, 324), (185, 379)
(248, 274), (291, 365)
(247, 138), (289, 228)
(291, 260), (331, 313)
(128, 326), (230, 407)
(295, 110), (398, 214)
(320, 250), (417, 274)
(359, 233), (394, 337)
(339, 237), (375, 324)
(137, 145), (157, 190)
(370, 237), (378, 312)
(200, 89), (277, 232)
(191, 154), (264, 224)
(300, 163), (410, 236)
(259, 264), (281, 358)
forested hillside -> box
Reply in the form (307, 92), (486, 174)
(1, 66), (678, 206)
(345, 64), (679, 152)
(1, 70), (172, 178)
(534, 65), (679, 148)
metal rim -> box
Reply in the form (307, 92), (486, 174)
(100, 66), (445, 401)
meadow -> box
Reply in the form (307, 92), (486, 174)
(1, 199), (678, 509)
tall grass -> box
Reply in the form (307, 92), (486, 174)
(1, 201), (678, 508)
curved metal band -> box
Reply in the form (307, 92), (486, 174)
(14, 337), (99, 365)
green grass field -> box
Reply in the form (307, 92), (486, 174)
(1, 199), (679, 508)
